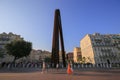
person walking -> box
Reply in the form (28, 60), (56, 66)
(56, 63), (59, 71)
(67, 63), (73, 75)
(41, 61), (46, 73)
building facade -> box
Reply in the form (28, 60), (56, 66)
(66, 52), (73, 63)
(0, 32), (52, 63)
(28, 49), (51, 62)
(59, 51), (67, 63)
(73, 47), (82, 63)
(80, 33), (120, 65)
(0, 32), (23, 49)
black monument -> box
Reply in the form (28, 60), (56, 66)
(51, 9), (66, 68)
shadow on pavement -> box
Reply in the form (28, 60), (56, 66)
(73, 73), (112, 77)
(0, 68), (41, 73)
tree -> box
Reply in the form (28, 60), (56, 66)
(87, 57), (92, 63)
(0, 48), (4, 58)
(77, 56), (82, 63)
(5, 40), (32, 61)
(82, 57), (86, 64)
(44, 57), (51, 63)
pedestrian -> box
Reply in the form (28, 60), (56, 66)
(67, 63), (73, 75)
(56, 63), (59, 71)
(70, 63), (73, 72)
(41, 61), (46, 73)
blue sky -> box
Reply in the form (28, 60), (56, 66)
(0, 0), (120, 52)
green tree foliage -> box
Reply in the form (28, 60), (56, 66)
(0, 48), (4, 58)
(77, 56), (82, 63)
(82, 57), (86, 64)
(44, 57), (51, 63)
(5, 40), (32, 61)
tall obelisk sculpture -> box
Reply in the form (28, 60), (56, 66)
(51, 9), (66, 68)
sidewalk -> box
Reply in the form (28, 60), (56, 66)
(0, 68), (120, 80)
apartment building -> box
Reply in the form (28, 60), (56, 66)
(66, 52), (73, 62)
(80, 33), (120, 64)
(28, 49), (51, 62)
(73, 47), (82, 63)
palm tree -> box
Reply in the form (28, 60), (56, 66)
(82, 57), (86, 64)
(87, 57), (92, 63)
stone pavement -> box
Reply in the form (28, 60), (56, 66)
(0, 68), (120, 80)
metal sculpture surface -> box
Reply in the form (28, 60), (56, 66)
(51, 9), (66, 68)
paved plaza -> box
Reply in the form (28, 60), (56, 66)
(0, 68), (120, 80)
